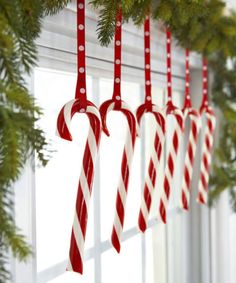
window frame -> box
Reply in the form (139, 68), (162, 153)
(12, 4), (209, 283)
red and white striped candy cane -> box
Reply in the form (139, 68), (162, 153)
(56, 0), (101, 274)
(159, 29), (184, 224)
(137, 17), (166, 233)
(99, 8), (137, 253)
(181, 49), (201, 210)
(197, 58), (216, 204)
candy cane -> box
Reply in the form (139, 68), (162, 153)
(159, 29), (184, 224)
(99, 8), (137, 253)
(137, 17), (166, 233)
(180, 49), (201, 210)
(197, 58), (216, 204)
(56, 0), (101, 274)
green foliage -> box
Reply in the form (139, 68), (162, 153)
(91, 0), (119, 46)
(0, 0), (69, 281)
(42, 0), (71, 15)
(209, 55), (236, 211)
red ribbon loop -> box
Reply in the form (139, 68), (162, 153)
(166, 29), (172, 103)
(183, 49), (192, 109)
(201, 58), (209, 108)
(75, 0), (87, 109)
(144, 17), (152, 105)
(112, 8), (122, 108)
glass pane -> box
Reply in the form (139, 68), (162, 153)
(48, 260), (94, 283)
(102, 234), (142, 283)
(146, 223), (167, 283)
(230, 214), (236, 283)
(122, 81), (141, 231)
(172, 90), (184, 109)
(152, 86), (165, 108)
(99, 78), (142, 240)
(166, 213), (187, 283)
(34, 68), (94, 272)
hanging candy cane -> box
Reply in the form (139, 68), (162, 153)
(180, 49), (201, 210)
(159, 29), (184, 224)
(197, 58), (216, 204)
(137, 17), (166, 233)
(56, 0), (101, 274)
(99, 8), (137, 253)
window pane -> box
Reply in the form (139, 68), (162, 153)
(102, 235), (142, 283)
(172, 90), (184, 109)
(167, 213), (187, 283)
(48, 260), (94, 283)
(122, 81), (142, 231)
(34, 68), (94, 272)
(146, 224), (167, 283)
(230, 214), (236, 283)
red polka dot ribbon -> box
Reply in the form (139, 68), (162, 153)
(75, 0), (87, 109)
(144, 17), (152, 105)
(200, 58), (209, 110)
(183, 49), (191, 108)
(112, 8), (122, 108)
(166, 29), (172, 104)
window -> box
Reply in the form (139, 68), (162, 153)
(12, 4), (218, 283)
(32, 63), (187, 283)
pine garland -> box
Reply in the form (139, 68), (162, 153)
(1, 0), (236, 281)
(209, 54), (236, 210)
(0, 1), (70, 281)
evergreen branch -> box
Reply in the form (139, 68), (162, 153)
(0, 207), (32, 260)
(91, 0), (119, 46)
(42, 0), (71, 15)
(128, 0), (151, 25)
(0, 2), (53, 280)
(229, 188), (236, 212)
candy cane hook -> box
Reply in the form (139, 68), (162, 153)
(181, 49), (201, 210)
(99, 8), (137, 253)
(159, 29), (184, 224)
(197, 58), (216, 204)
(137, 16), (166, 233)
(56, 0), (101, 274)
